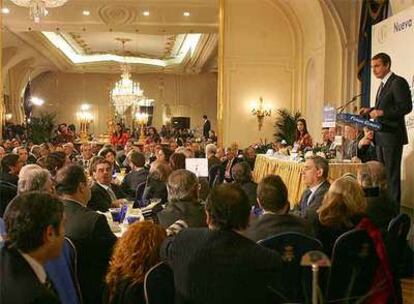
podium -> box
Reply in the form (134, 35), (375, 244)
(336, 113), (381, 131)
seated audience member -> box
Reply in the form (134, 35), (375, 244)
(294, 118), (313, 151)
(0, 153), (22, 186)
(77, 143), (94, 168)
(88, 157), (127, 212)
(116, 139), (135, 168)
(191, 142), (205, 158)
(169, 141), (179, 152)
(247, 175), (312, 242)
(157, 169), (206, 228)
(56, 123), (74, 143)
(205, 143), (221, 170)
(216, 146), (226, 162)
(18, 164), (54, 194)
(0, 192), (64, 303)
(111, 123), (129, 147)
(342, 125), (358, 159)
(296, 156), (330, 221)
(13, 146), (29, 165)
(105, 222), (167, 304)
(169, 152), (186, 172)
(222, 144), (239, 183)
(358, 161), (397, 233)
(243, 146), (257, 170)
(142, 161), (171, 206)
(99, 148), (121, 173)
(39, 143), (51, 158)
(356, 127), (377, 163)
(231, 162), (257, 207)
(156, 146), (173, 164)
(55, 165), (117, 304)
(0, 146), (5, 160)
(45, 151), (69, 177)
(63, 142), (78, 162)
(161, 184), (283, 304)
(328, 127), (337, 150)
(315, 175), (368, 255)
(320, 127), (331, 149)
(120, 151), (148, 199)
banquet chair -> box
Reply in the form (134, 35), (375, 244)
(45, 237), (82, 304)
(258, 232), (323, 303)
(144, 262), (174, 304)
(208, 164), (224, 188)
(325, 229), (378, 303)
(134, 182), (147, 208)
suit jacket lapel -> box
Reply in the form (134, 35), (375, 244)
(376, 73), (394, 108)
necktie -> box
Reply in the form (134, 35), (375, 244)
(45, 275), (58, 297)
(106, 186), (117, 201)
(375, 82), (384, 105)
(301, 189), (312, 215)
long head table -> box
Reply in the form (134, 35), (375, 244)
(252, 154), (362, 207)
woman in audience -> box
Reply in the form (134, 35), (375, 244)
(44, 151), (68, 177)
(142, 161), (171, 206)
(105, 221), (167, 304)
(99, 148), (121, 173)
(169, 152), (186, 171)
(294, 118), (313, 151)
(315, 174), (367, 255)
(156, 146), (173, 164)
(111, 123), (129, 147)
(18, 164), (54, 193)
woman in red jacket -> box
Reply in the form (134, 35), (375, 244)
(111, 123), (129, 147)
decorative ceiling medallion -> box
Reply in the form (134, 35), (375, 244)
(98, 5), (137, 26)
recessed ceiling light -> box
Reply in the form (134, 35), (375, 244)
(82, 10), (90, 16)
(143, 11), (150, 16)
(1, 7), (10, 14)
(183, 11), (190, 17)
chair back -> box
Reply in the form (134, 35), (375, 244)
(144, 262), (174, 304)
(258, 232), (323, 303)
(326, 229), (378, 303)
(45, 237), (82, 304)
(208, 164), (224, 188)
(0, 217), (5, 248)
(134, 182), (147, 208)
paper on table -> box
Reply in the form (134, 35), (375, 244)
(185, 158), (208, 177)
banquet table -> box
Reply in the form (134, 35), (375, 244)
(252, 154), (362, 207)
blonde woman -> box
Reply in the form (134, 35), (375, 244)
(315, 174), (368, 255)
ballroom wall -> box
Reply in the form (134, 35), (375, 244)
(31, 72), (217, 136)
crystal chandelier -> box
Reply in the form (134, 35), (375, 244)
(111, 63), (144, 117)
(10, 0), (69, 23)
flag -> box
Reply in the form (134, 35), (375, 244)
(358, 0), (389, 107)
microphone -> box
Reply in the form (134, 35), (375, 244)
(336, 93), (364, 113)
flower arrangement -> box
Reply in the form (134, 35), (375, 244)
(252, 138), (273, 154)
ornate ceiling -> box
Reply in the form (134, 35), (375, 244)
(2, 0), (218, 74)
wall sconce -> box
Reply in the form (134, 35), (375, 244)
(135, 112), (149, 144)
(251, 96), (271, 130)
(5, 113), (13, 122)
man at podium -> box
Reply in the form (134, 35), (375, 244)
(360, 53), (412, 207)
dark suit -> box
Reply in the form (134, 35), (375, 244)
(203, 119), (211, 139)
(63, 199), (117, 304)
(161, 228), (284, 304)
(87, 182), (127, 212)
(238, 181), (258, 207)
(298, 180), (330, 222)
(373, 73), (412, 203)
(0, 245), (60, 304)
(157, 200), (206, 228)
(246, 213), (313, 242)
(120, 168), (148, 199)
(222, 157), (239, 183)
(365, 189), (397, 236)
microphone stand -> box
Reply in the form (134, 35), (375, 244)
(336, 93), (363, 114)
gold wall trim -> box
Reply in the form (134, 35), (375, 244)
(217, 0), (225, 146)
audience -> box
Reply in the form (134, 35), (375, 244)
(111, 123), (129, 147)
(0, 153), (22, 186)
(169, 152), (186, 171)
(356, 127), (377, 163)
(142, 161), (171, 206)
(297, 156), (330, 221)
(45, 151), (68, 177)
(17, 164), (54, 194)
(1, 192), (64, 303)
(320, 127), (331, 149)
(243, 146), (257, 170)
(157, 169), (206, 228)
(247, 175), (312, 242)
(343, 125), (358, 159)
(88, 157), (127, 212)
(99, 148), (121, 173)
(222, 144), (239, 183)
(231, 162), (257, 207)
(161, 183), (284, 304)
(205, 143), (221, 170)
(105, 222), (168, 304)
(76, 143), (93, 168)
(120, 151), (148, 199)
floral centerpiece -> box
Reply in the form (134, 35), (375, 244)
(252, 138), (273, 154)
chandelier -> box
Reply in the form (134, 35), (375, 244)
(111, 63), (144, 117)
(10, 0), (69, 23)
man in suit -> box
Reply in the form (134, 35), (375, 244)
(161, 184), (284, 304)
(1, 192), (64, 304)
(222, 145), (239, 183)
(205, 143), (221, 170)
(361, 53), (412, 205)
(76, 143), (93, 169)
(0, 153), (23, 186)
(157, 169), (206, 228)
(202, 114), (211, 139)
(297, 156), (330, 222)
(120, 151), (148, 199)
(247, 175), (312, 242)
(231, 162), (257, 207)
(87, 157), (127, 212)
(55, 164), (117, 304)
